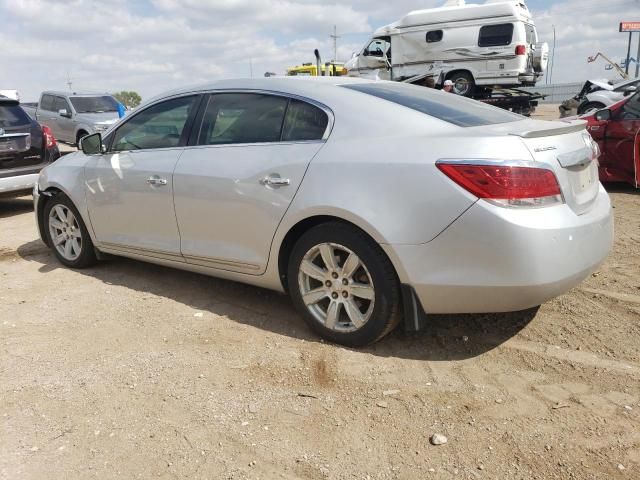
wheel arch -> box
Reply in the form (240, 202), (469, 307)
(276, 213), (398, 292)
(445, 68), (475, 81)
(75, 128), (89, 145)
(37, 187), (67, 247)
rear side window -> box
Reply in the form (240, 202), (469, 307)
(0, 105), (32, 127)
(478, 23), (514, 47)
(341, 82), (523, 127)
(111, 95), (197, 151)
(426, 30), (443, 43)
(199, 93), (288, 145)
(282, 100), (328, 141)
(40, 95), (55, 111)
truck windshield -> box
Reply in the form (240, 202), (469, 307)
(341, 82), (523, 127)
(69, 96), (119, 113)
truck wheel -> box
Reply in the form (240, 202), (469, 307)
(447, 71), (475, 97)
(76, 131), (88, 147)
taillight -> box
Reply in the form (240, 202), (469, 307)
(436, 162), (563, 208)
(42, 125), (57, 149)
(515, 44), (527, 55)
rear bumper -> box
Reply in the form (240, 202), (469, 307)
(384, 186), (613, 313)
(0, 173), (39, 195)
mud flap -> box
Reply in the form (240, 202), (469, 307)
(401, 284), (428, 332)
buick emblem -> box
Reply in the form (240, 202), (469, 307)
(534, 145), (557, 152)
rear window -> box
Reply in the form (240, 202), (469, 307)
(0, 104), (32, 128)
(524, 24), (537, 45)
(478, 23), (514, 47)
(341, 82), (523, 127)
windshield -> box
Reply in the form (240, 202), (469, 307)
(69, 96), (119, 113)
(341, 82), (524, 127)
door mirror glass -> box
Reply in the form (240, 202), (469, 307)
(58, 109), (71, 118)
(594, 109), (611, 121)
(81, 133), (104, 155)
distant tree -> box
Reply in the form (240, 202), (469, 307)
(113, 91), (142, 108)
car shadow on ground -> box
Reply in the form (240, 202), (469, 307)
(17, 239), (537, 361)
(604, 183), (640, 195)
(0, 196), (33, 218)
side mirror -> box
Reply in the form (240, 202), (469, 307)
(594, 109), (611, 121)
(81, 133), (104, 155)
(58, 109), (71, 118)
(623, 86), (637, 97)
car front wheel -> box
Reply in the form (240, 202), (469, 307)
(44, 193), (97, 268)
(288, 222), (401, 346)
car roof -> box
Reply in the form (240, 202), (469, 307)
(42, 91), (112, 96)
(143, 76), (374, 105)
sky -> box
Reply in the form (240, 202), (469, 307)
(1, 0), (639, 101)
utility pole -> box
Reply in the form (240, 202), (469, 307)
(330, 25), (340, 61)
(548, 25), (556, 85)
(624, 31), (632, 75)
(66, 71), (73, 91)
(249, 58), (253, 78)
(636, 32), (640, 77)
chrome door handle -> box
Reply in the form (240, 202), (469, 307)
(261, 175), (290, 187)
(147, 176), (168, 186)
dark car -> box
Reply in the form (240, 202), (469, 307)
(0, 96), (60, 197)
(583, 91), (640, 188)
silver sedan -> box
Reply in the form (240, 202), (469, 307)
(33, 78), (613, 346)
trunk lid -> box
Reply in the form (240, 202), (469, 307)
(0, 124), (45, 173)
(512, 120), (599, 215)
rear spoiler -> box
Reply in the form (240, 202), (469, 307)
(510, 120), (587, 139)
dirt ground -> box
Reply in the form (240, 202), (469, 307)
(2, 111), (639, 479)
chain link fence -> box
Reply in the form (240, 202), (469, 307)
(520, 82), (584, 104)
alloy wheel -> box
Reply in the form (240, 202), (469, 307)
(297, 242), (375, 333)
(48, 205), (82, 261)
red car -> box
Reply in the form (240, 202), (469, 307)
(583, 91), (640, 188)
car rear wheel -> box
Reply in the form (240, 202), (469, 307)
(44, 193), (97, 268)
(578, 101), (606, 115)
(288, 222), (400, 346)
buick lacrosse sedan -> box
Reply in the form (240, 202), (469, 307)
(34, 78), (613, 346)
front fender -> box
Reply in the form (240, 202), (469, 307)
(36, 153), (96, 245)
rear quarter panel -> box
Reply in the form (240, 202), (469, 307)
(278, 131), (535, 246)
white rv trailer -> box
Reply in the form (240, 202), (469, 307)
(344, 0), (548, 96)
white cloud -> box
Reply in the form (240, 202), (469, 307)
(0, 0), (638, 101)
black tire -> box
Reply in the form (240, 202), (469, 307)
(578, 101), (606, 115)
(287, 222), (401, 347)
(43, 193), (97, 268)
(76, 131), (88, 147)
(447, 71), (475, 97)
